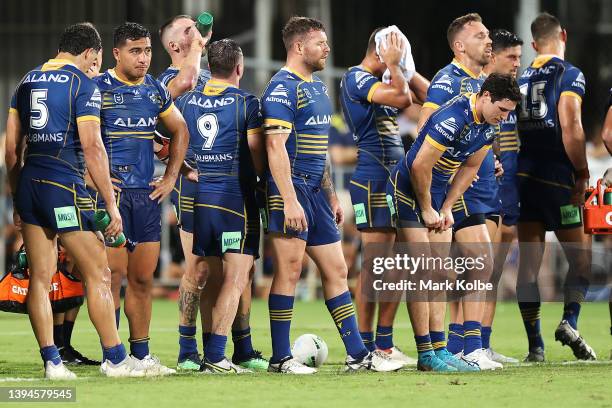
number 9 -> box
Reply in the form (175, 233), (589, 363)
(197, 113), (219, 150)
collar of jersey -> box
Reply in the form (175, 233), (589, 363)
(282, 66), (312, 82)
(531, 54), (559, 69)
(469, 93), (482, 124)
(42, 59), (77, 70)
(451, 58), (481, 79)
(203, 79), (234, 95)
(357, 65), (374, 74)
(108, 68), (145, 86)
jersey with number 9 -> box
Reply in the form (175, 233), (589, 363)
(175, 80), (263, 194)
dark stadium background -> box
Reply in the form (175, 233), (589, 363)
(1, 0), (610, 138)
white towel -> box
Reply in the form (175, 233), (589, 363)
(374, 25), (415, 84)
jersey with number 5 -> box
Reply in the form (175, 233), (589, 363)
(9, 59), (101, 183)
(517, 55), (585, 166)
(175, 79), (262, 194)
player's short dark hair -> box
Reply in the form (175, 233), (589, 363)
(366, 27), (385, 54)
(447, 13), (482, 48)
(531, 12), (561, 43)
(490, 29), (523, 53)
(207, 39), (243, 78)
(114, 22), (151, 48)
(58, 23), (102, 55)
(479, 73), (521, 103)
(159, 14), (194, 40)
(281, 16), (325, 51)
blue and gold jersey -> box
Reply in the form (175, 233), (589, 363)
(9, 59), (101, 183)
(261, 68), (332, 186)
(498, 111), (518, 178)
(424, 59), (486, 111)
(175, 79), (262, 194)
(339, 66), (403, 180)
(517, 55), (585, 170)
(95, 69), (173, 188)
(157, 66), (211, 167)
(424, 59), (500, 202)
(400, 94), (496, 188)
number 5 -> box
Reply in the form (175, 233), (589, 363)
(30, 89), (49, 129)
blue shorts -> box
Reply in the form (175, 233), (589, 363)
(170, 174), (196, 233)
(452, 181), (501, 230)
(97, 188), (161, 244)
(16, 172), (95, 233)
(263, 180), (341, 246)
(349, 177), (394, 230)
(518, 175), (582, 231)
(386, 167), (446, 227)
(499, 175), (519, 226)
(193, 192), (260, 258)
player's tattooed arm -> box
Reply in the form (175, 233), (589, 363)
(322, 155), (344, 225)
(178, 287), (200, 326)
(321, 155), (336, 200)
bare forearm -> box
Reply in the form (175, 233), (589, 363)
(267, 144), (297, 200)
(165, 129), (188, 181)
(321, 157), (336, 200)
(562, 124), (588, 171)
(388, 64), (408, 95)
(442, 166), (478, 210)
(411, 168), (432, 209)
(409, 72), (430, 104)
(84, 144), (115, 206)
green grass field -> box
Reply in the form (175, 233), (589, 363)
(1, 300), (611, 408)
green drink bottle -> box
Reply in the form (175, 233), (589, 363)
(16, 249), (28, 270)
(605, 188), (612, 205)
(94, 210), (126, 247)
(196, 12), (214, 36)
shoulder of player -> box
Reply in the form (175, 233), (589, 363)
(433, 95), (470, 124)
(157, 67), (178, 85)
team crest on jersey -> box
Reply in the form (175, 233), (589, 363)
(484, 127), (496, 140)
(322, 84), (328, 95)
(113, 93), (124, 104)
(148, 92), (162, 105)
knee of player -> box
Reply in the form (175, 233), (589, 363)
(321, 263), (349, 284)
(127, 273), (154, 289)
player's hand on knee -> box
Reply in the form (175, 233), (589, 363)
(149, 176), (175, 203)
(105, 205), (123, 237)
(284, 197), (308, 232)
(421, 207), (441, 230)
(438, 207), (454, 232)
